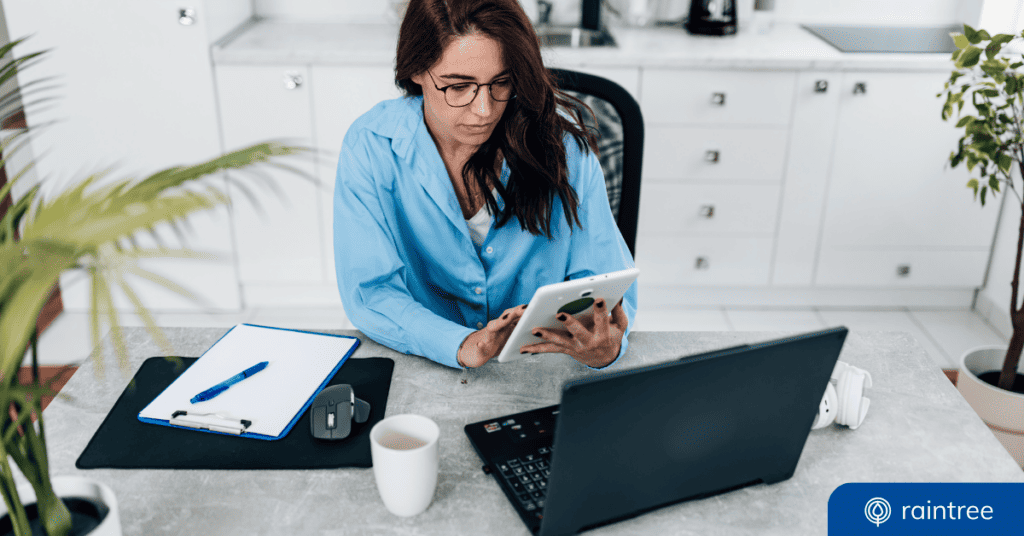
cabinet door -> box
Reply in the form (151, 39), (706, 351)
(311, 66), (403, 287)
(819, 72), (998, 250)
(5, 0), (241, 310)
(216, 64), (320, 284)
(772, 71), (842, 285)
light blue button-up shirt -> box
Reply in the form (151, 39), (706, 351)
(334, 96), (637, 369)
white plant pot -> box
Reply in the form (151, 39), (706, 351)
(958, 345), (1024, 467)
(0, 476), (121, 536)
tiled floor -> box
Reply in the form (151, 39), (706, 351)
(37, 305), (1009, 370)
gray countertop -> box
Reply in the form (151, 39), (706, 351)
(44, 328), (1023, 535)
(212, 20), (959, 71)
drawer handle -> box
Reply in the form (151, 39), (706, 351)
(695, 257), (710, 270)
(283, 73), (304, 90)
(896, 264), (911, 277)
(853, 82), (867, 95)
(814, 80), (828, 93)
(705, 150), (720, 163)
(710, 92), (726, 106)
(699, 204), (715, 219)
(178, 8), (196, 26)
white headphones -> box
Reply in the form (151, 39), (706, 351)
(812, 360), (872, 430)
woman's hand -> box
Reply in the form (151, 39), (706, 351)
(520, 298), (628, 368)
(457, 304), (528, 368)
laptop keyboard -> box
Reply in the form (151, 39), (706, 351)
(496, 446), (553, 514)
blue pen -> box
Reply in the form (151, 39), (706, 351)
(190, 361), (269, 404)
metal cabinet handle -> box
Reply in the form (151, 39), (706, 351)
(695, 257), (710, 270)
(699, 204), (715, 219)
(896, 264), (911, 277)
(704, 150), (720, 163)
(283, 73), (304, 90)
(853, 82), (867, 95)
(710, 92), (726, 106)
(814, 80), (828, 93)
(178, 8), (196, 26)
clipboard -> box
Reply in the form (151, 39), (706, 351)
(138, 324), (360, 440)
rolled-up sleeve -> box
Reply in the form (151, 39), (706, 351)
(334, 130), (473, 369)
(564, 143), (639, 368)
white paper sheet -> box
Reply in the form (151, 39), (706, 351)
(138, 324), (358, 438)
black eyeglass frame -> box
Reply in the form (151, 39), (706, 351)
(425, 70), (516, 108)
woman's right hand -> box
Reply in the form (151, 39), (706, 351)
(457, 304), (527, 368)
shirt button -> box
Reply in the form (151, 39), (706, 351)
(477, 322), (485, 329)
(486, 246), (494, 254)
(475, 287), (483, 295)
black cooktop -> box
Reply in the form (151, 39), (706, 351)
(802, 24), (961, 53)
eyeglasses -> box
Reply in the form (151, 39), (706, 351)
(426, 70), (516, 107)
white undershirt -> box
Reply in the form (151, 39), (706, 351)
(465, 188), (498, 247)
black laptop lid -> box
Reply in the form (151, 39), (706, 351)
(539, 327), (848, 536)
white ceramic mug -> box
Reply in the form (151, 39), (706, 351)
(370, 414), (441, 517)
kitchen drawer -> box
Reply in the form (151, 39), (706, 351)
(815, 249), (990, 287)
(638, 183), (780, 236)
(635, 237), (774, 286)
(641, 69), (797, 126)
(644, 126), (788, 182)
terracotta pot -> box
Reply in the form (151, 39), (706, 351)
(0, 476), (121, 536)
(958, 345), (1024, 467)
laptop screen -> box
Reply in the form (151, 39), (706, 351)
(538, 328), (847, 535)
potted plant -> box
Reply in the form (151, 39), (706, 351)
(0, 38), (304, 534)
(940, 24), (1024, 466)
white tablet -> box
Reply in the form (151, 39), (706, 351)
(496, 267), (640, 363)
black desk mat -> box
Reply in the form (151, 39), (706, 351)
(76, 356), (394, 469)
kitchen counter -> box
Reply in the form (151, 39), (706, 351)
(212, 19), (961, 71)
(43, 328), (1024, 535)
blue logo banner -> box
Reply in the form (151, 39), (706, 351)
(829, 483), (1024, 535)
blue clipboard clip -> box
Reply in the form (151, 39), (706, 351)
(170, 410), (252, 435)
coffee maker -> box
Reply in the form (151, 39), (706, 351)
(685, 0), (737, 36)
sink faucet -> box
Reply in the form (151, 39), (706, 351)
(537, 0), (553, 26)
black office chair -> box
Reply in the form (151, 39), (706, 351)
(549, 68), (644, 257)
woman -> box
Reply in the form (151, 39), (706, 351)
(334, 0), (637, 369)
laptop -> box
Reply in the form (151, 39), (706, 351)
(464, 327), (848, 535)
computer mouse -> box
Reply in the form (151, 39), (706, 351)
(310, 384), (370, 440)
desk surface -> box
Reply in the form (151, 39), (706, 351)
(46, 328), (1023, 535)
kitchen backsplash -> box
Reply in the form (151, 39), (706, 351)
(251, 0), (989, 27)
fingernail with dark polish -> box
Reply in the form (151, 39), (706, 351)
(596, 300), (605, 308)
(532, 330), (541, 337)
(520, 350), (527, 354)
(502, 313), (508, 320)
(531, 353), (538, 356)
(557, 313), (567, 321)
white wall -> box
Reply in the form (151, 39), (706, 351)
(979, 169), (1023, 339)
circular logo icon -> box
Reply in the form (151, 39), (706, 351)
(864, 497), (891, 527)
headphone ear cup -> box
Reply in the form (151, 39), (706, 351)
(836, 369), (869, 429)
(812, 382), (837, 430)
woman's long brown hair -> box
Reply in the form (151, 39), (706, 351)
(396, 0), (598, 238)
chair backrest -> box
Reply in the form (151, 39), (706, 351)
(549, 68), (644, 257)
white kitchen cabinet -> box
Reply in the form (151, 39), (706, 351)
(644, 126), (789, 182)
(215, 64), (321, 286)
(637, 236), (775, 286)
(772, 71), (843, 286)
(640, 69), (797, 126)
(815, 71), (999, 287)
(636, 69), (794, 287)
(4, 0), (251, 311)
(311, 66), (403, 287)
(638, 183), (781, 236)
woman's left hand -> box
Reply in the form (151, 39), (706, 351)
(519, 298), (628, 368)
